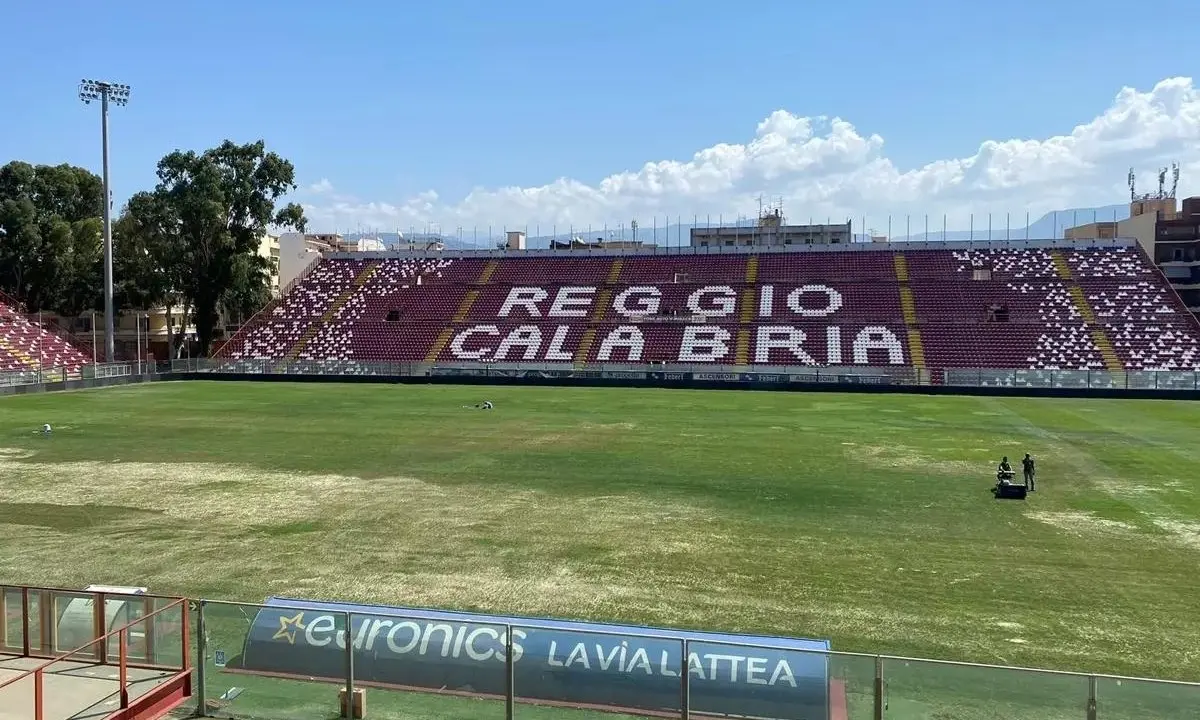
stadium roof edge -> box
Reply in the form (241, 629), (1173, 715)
(328, 237), (1138, 262)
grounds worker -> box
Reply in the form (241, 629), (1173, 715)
(1022, 453), (1036, 491)
(997, 456), (1014, 484)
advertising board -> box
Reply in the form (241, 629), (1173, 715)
(232, 597), (831, 718)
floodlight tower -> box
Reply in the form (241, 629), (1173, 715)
(78, 79), (131, 363)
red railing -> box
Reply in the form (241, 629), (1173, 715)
(0, 591), (190, 720)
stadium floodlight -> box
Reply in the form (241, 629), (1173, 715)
(78, 79), (132, 363)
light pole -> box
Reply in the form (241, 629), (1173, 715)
(79, 79), (131, 363)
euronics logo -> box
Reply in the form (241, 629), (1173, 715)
(271, 612), (306, 644)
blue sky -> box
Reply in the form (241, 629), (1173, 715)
(2, 0), (1199, 233)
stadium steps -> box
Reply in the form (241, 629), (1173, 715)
(477, 260), (500, 285)
(573, 327), (597, 366)
(0, 336), (36, 369)
(453, 290), (481, 322)
(281, 261), (381, 365)
(1049, 251), (1073, 280)
(424, 260), (500, 363)
(572, 261), (625, 368)
(424, 329), (454, 363)
(591, 289), (613, 322)
(735, 328), (751, 365)
(1051, 251), (1125, 373)
(744, 255), (759, 284)
(732, 256), (759, 366)
(893, 254), (927, 378)
(898, 287), (918, 325)
(906, 330), (927, 373)
(606, 258), (624, 284)
(1068, 286), (1124, 372)
(573, 287), (615, 367)
(739, 288), (756, 323)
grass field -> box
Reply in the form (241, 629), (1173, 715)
(1, 381), (1199, 718)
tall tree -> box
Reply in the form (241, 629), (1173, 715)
(137, 140), (305, 353)
(113, 191), (189, 355)
(221, 253), (273, 326)
(0, 161), (104, 314)
(55, 218), (104, 318)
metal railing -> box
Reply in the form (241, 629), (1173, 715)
(9, 356), (1196, 395)
(164, 357), (1200, 393)
(0, 361), (133, 388)
(2, 585), (1196, 719)
(0, 365), (66, 387)
(193, 598), (1200, 720)
(326, 235), (1142, 259)
(0, 588), (189, 720)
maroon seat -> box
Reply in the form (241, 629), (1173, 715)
(0, 301), (92, 374)
(216, 245), (1200, 372)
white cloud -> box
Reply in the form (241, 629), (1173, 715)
(306, 178), (334, 194)
(297, 77), (1200, 234)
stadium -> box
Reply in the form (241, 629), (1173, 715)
(4, 189), (1200, 720)
(3, 21), (1200, 714)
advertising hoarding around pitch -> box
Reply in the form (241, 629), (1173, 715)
(232, 597), (831, 718)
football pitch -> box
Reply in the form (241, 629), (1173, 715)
(1, 380), (1198, 719)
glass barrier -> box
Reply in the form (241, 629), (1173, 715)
(1095, 675), (1200, 720)
(24, 589), (45, 656)
(145, 595), (186, 668)
(347, 611), (508, 720)
(828, 652), (879, 720)
(50, 590), (100, 660)
(200, 601), (337, 720)
(1058, 370), (1094, 389)
(512, 624), (667, 719)
(166, 358), (1200, 393)
(1, 587), (24, 652)
(188, 599), (1200, 720)
(882, 656), (1090, 719)
(112, 602), (189, 707)
(103, 593), (145, 661)
(1155, 372), (1198, 391)
(1126, 371), (1158, 389)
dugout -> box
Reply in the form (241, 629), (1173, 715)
(232, 596), (836, 719)
(55, 584), (148, 654)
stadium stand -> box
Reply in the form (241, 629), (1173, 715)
(0, 298), (92, 374)
(216, 241), (1200, 373)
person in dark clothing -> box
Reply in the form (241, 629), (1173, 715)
(1022, 454), (1036, 491)
(997, 456), (1014, 484)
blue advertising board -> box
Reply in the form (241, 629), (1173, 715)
(233, 597), (831, 719)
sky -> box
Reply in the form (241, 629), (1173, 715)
(2, 0), (1199, 236)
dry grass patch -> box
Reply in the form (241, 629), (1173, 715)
(1026, 510), (1140, 536)
(848, 444), (978, 476)
(0, 447), (732, 617)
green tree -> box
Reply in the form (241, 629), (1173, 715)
(136, 140), (306, 354)
(55, 218), (104, 318)
(114, 191), (189, 356)
(0, 161), (104, 314)
(221, 253), (273, 326)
